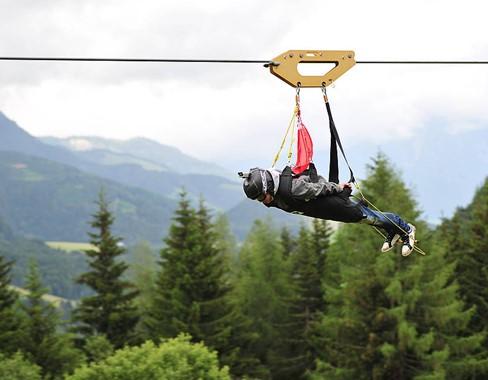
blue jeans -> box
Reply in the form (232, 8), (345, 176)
(357, 203), (411, 235)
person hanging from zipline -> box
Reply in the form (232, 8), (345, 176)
(239, 85), (416, 256)
(239, 165), (416, 256)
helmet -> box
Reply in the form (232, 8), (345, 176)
(242, 168), (274, 201)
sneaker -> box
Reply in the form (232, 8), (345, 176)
(381, 231), (401, 252)
(401, 224), (416, 257)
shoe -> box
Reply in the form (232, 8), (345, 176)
(381, 231), (401, 252)
(401, 224), (416, 257)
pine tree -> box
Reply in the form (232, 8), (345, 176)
(128, 241), (156, 341)
(310, 219), (332, 283)
(148, 190), (197, 339)
(312, 154), (487, 379)
(277, 220), (332, 379)
(416, 241), (488, 379)
(280, 226), (297, 260)
(440, 179), (488, 339)
(21, 260), (81, 379)
(193, 198), (234, 358)
(232, 220), (293, 379)
(213, 213), (238, 269)
(73, 191), (139, 348)
(148, 193), (237, 371)
(0, 255), (23, 355)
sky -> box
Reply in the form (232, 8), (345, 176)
(1, 0), (488, 172)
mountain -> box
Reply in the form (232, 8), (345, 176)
(0, 150), (176, 244)
(0, 112), (242, 210)
(42, 135), (236, 179)
(0, 214), (15, 241)
(0, 112), (80, 166)
(76, 158), (242, 210)
(41, 136), (243, 210)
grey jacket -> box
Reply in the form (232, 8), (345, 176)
(269, 169), (344, 201)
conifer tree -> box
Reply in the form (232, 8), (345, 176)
(280, 226), (297, 259)
(233, 220), (293, 379)
(74, 191), (139, 348)
(148, 190), (197, 338)
(310, 219), (332, 283)
(0, 255), (23, 355)
(193, 198), (234, 355)
(213, 216), (264, 378)
(312, 154), (487, 379)
(128, 241), (156, 341)
(21, 260), (81, 379)
(440, 179), (488, 339)
(277, 220), (332, 379)
(149, 193), (237, 371)
(213, 213), (238, 268)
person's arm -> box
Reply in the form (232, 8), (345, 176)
(291, 175), (344, 200)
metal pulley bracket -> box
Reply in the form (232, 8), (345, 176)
(269, 50), (356, 88)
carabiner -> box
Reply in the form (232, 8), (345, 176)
(321, 83), (328, 103)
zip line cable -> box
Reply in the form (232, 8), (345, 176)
(356, 60), (488, 64)
(1, 56), (488, 65)
(0, 57), (272, 64)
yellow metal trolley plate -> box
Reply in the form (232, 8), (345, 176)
(269, 50), (356, 88)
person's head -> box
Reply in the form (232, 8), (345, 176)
(239, 168), (275, 204)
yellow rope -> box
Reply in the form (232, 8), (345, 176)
(353, 182), (427, 256)
(287, 109), (297, 164)
(271, 106), (297, 168)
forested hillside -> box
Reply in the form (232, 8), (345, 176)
(0, 215), (88, 300)
(0, 151), (175, 244)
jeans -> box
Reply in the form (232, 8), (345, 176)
(357, 203), (411, 235)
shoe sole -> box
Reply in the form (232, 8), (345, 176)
(401, 224), (416, 257)
(381, 234), (401, 252)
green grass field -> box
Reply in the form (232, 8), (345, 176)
(11, 285), (77, 307)
(46, 241), (96, 252)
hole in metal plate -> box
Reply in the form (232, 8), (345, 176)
(297, 62), (337, 76)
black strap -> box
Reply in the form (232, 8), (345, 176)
(328, 121), (339, 183)
(323, 88), (355, 184)
(279, 166), (294, 198)
(308, 162), (319, 183)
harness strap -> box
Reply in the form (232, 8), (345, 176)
(278, 166), (294, 198)
(308, 162), (319, 183)
(322, 86), (355, 184)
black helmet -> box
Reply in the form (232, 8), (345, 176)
(240, 168), (274, 201)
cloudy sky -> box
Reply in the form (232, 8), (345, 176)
(1, 0), (487, 171)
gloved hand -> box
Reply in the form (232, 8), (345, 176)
(340, 182), (353, 196)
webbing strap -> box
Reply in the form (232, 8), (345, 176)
(322, 87), (355, 184)
(328, 118), (339, 183)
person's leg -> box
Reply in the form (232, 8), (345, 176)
(357, 204), (415, 255)
(358, 205), (410, 234)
